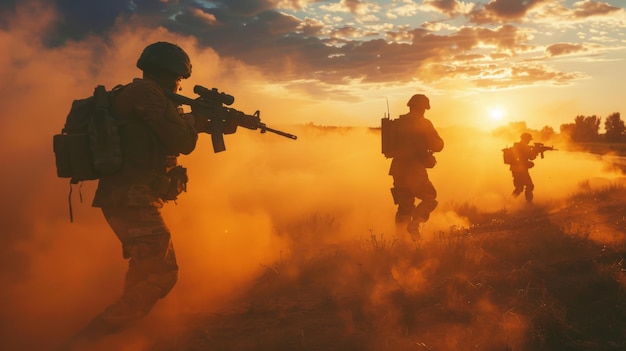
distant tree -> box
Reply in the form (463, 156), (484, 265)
(561, 115), (601, 142)
(560, 123), (575, 141)
(537, 125), (555, 142)
(604, 112), (624, 142)
(577, 115), (601, 142)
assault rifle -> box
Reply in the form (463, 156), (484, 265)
(165, 85), (297, 152)
(532, 142), (557, 159)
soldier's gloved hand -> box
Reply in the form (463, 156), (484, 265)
(222, 118), (238, 135)
(187, 113), (238, 135)
(187, 113), (212, 134)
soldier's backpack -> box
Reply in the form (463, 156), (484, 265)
(53, 85), (125, 220)
(53, 85), (125, 183)
(502, 146), (514, 165)
(381, 116), (400, 158)
(382, 115), (438, 168)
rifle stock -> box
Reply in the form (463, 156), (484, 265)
(165, 86), (297, 153)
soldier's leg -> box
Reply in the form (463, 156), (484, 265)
(512, 171), (524, 197)
(391, 187), (414, 224)
(408, 179), (438, 234)
(413, 180), (438, 221)
(523, 172), (535, 202)
(72, 206), (178, 342)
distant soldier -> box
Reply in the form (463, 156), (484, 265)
(509, 132), (538, 202)
(382, 94), (444, 237)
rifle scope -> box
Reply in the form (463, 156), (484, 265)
(194, 85), (235, 106)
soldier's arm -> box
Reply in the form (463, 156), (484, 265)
(425, 120), (444, 152)
(526, 145), (538, 160)
(134, 82), (198, 155)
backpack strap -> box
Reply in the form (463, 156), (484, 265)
(66, 180), (87, 222)
(68, 180), (74, 222)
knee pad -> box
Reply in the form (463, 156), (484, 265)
(413, 199), (438, 221)
(419, 199), (438, 212)
(390, 187), (411, 205)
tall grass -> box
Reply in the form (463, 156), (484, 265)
(175, 185), (626, 351)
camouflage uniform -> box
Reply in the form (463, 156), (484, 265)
(389, 110), (444, 232)
(510, 141), (538, 202)
(81, 77), (198, 337)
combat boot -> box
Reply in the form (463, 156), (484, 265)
(406, 218), (424, 240)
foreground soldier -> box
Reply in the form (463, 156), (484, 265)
(59, 42), (234, 350)
(387, 94), (444, 237)
(509, 132), (538, 202)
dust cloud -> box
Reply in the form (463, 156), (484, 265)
(1, 2), (624, 350)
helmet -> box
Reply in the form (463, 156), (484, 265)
(407, 94), (430, 110)
(137, 42), (192, 78)
(520, 132), (533, 141)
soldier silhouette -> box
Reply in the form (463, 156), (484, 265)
(383, 94), (444, 238)
(509, 132), (538, 202)
(58, 42), (237, 350)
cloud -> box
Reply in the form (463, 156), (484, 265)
(424, 0), (476, 17)
(276, 0), (315, 11)
(319, 0), (380, 15)
(386, 1), (420, 18)
(330, 24), (363, 39)
(469, 0), (550, 24)
(53, 0), (128, 32)
(298, 16), (325, 36)
(546, 42), (588, 57)
(343, 0), (363, 14)
(516, 0), (625, 25)
(421, 60), (585, 90)
(189, 7), (218, 25)
(572, 0), (623, 18)
(3, 0), (618, 95)
(203, 0), (277, 16)
(484, 64), (585, 88)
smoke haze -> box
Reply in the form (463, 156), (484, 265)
(1, 3), (624, 350)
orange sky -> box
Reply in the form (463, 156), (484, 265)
(2, 1), (625, 130)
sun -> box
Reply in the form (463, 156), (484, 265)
(488, 107), (506, 122)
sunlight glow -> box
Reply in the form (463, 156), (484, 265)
(489, 107), (506, 122)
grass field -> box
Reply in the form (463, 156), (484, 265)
(141, 183), (626, 351)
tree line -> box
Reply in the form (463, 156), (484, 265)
(493, 112), (624, 143)
(560, 112), (624, 143)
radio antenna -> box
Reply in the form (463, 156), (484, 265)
(386, 98), (390, 118)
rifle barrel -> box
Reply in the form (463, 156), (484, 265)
(165, 90), (297, 140)
(264, 126), (298, 140)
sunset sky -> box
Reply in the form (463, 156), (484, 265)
(2, 2), (626, 348)
(2, 0), (625, 130)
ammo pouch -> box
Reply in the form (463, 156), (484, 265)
(151, 165), (188, 201)
(422, 151), (437, 169)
